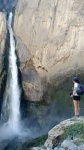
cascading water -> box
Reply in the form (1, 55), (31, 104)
(6, 12), (21, 131)
(0, 12), (21, 138)
(0, 12), (31, 141)
(0, 11), (34, 143)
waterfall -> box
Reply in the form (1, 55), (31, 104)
(0, 12), (31, 141)
(1, 12), (21, 134)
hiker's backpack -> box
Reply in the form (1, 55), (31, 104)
(77, 83), (84, 95)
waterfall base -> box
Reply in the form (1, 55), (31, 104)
(0, 121), (32, 141)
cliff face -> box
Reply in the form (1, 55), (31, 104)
(0, 12), (6, 74)
(0, 12), (6, 101)
(14, 0), (84, 101)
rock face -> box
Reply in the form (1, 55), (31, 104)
(0, 12), (6, 75)
(14, 0), (84, 101)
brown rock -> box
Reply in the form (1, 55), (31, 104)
(14, 0), (84, 100)
(0, 12), (6, 74)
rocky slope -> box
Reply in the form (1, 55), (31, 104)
(14, 0), (84, 101)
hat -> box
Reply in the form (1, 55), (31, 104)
(73, 77), (78, 81)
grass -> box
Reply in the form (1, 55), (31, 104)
(30, 134), (48, 147)
(22, 134), (48, 149)
(63, 123), (84, 140)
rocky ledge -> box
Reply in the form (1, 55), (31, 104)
(31, 116), (84, 150)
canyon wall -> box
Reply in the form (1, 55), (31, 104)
(0, 12), (6, 77)
(14, 0), (84, 101)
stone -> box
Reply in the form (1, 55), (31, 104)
(47, 147), (52, 150)
(78, 144), (84, 150)
(61, 140), (77, 150)
(54, 148), (65, 150)
(44, 117), (84, 148)
(30, 147), (46, 150)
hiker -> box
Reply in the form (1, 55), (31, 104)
(70, 77), (80, 117)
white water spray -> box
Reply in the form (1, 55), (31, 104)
(1, 12), (21, 134)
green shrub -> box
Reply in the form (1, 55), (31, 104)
(22, 134), (48, 149)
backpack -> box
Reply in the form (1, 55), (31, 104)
(77, 83), (84, 95)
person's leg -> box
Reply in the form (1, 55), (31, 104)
(73, 100), (79, 116)
(77, 100), (80, 116)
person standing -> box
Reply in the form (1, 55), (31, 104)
(70, 77), (80, 117)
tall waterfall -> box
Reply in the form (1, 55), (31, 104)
(0, 12), (31, 141)
(1, 12), (21, 134)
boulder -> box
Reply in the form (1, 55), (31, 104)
(61, 140), (77, 150)
(44, 116), (84, 148)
